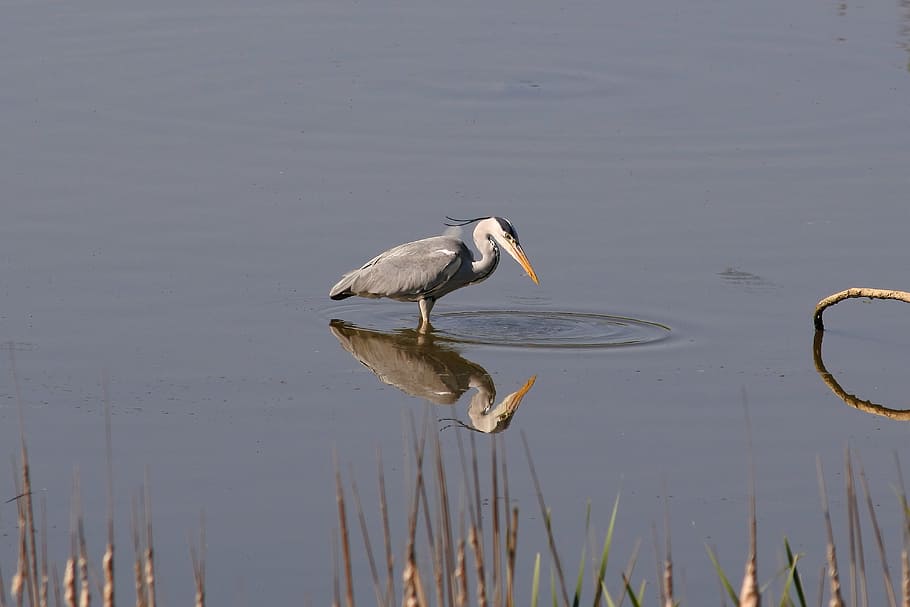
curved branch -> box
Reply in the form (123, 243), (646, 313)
(812, 329), (910, 421)
(813, 287), (910, 330)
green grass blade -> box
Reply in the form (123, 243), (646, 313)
(531, 553), (541, 607)
(573, 503), (590, 607)
(600, 580), (617, 607)
(592, 495), (620, 607)
(621, 574), (643, 607)
(784, 538), (807, 607)
(705, 544), (740, 606)
(551, 567), (558, 607)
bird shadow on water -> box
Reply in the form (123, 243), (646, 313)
(329, 319), (536, 433)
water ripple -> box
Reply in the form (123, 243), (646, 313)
(430, 310), (671, 349)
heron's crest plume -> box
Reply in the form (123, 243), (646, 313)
(443, 216), (489, 227)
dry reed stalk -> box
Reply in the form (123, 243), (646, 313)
(332, 530), (342, 607)
(431, 432), (455, 607)
(51, 565), (61, 607)
(458, 434), (488, 607)
(427, 431), (454, 607)
(506, 508), (518, 607)
(416, 431), (444, 599)
(10, 344), (39, 607)
(348, 464), (384, 607)
(401, 499), (428, 607)
(844, 451), (868, 607)
(189, 517), (206, 607)
(101, 547), (113, 607)
(520, 431), (570, 607)
(377, 449), (395, 607)
(817, 458), (845, 607)
(431, 519), (445, 607)
(0, 565), (7, 607)
(406, 414), (437, 567)
(143, 540), (155, 607)
(490, 439), (501, 607)
(663, 550), (674, 607)
(739, 556), (759, 607)
(12, 468), (27, 607)
(895, 455), (910, 607)
(131, 498), (147, 607)
(499, 441), (516, 607)
(737, 392), (759, 607)
(738, 484), (759, 606)
(11, 570), (23, 607)
(468, 526), (488, 607)
(856, 459), (898, 607)
(902, 550), (909, 607)
(39, 497), (48, 607)
(816, 565), (826, 607)
(658, 483), (675, 607)
(402, 418), (427, 607)
(102, 378), (114, 607)
(454, 538), (468, 607)
(334, 453), (355, 607)
(77, 519), (90, 607)
(896, 452), (910, 607)
(846, 455), (858, 607)
(63, 480), (77, 607)
(813, 288), (910, 330)
(651, 524), (662, 606)
(401, 554), (427, 607)
(470, 434), (482, 539)
(63, 557), (76, 607)
(404, 413), (442, 606)
(23, 451), (39, 607)
(454, 434), (480, 541)
(401, 559), (417, 607)
(143, 474), (157, 607)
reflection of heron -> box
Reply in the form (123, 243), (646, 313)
(329, 217), (539, 332)
(329, 319), (536, 433)
(812, 329), (910, 421)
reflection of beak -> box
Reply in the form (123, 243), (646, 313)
(470, 375), (536, 433)
(505, 241), (540, 285)
(493, 375), (537, 417)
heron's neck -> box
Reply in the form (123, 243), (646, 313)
(470, 233), (499, 282)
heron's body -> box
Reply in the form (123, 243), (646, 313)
(329, 216), (538, 331)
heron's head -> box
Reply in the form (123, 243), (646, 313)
(483, 217), (540, 285)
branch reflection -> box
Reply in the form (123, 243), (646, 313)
(812, 329), (910, 421)
(329, 319), (536, 433)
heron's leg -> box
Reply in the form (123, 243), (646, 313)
(418, 297), (436, 333)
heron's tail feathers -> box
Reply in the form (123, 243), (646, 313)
(329, 272), (357, 299)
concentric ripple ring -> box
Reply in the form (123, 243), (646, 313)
(429, 311), (671, 349)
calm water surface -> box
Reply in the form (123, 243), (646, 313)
(2, 0), (910, 603)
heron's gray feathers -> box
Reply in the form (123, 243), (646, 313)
(329, 236), (468, 301)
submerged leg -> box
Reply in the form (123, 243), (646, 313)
(418, 297), (436, 333)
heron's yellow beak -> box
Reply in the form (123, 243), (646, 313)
(507, 242), (540, 285)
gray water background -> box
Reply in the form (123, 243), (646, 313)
(2, 0), (910, 603)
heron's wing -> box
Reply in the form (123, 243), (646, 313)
(331, 236), (466, 300)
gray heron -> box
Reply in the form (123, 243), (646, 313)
(329, 216), (539, 331)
